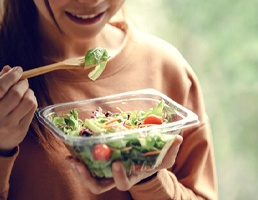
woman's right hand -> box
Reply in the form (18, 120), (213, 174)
(0, 65), (37, 156)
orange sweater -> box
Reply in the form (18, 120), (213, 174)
(0, 21), (217, 200)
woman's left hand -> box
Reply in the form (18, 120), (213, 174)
(66, 135), (183, 194)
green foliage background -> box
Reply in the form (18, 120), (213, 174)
(126, 1), (258, 199)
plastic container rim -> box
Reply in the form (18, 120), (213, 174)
(36, 88), (199, 142)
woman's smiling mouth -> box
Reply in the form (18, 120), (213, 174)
(65, 11), (105, 25)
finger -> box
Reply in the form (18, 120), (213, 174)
(0, 88), (37, 149)
(0, 87), (36, 137)
(0, 66), (23, 99)
(10, 88), (37, 120)
(169, 134), (183, 159)
(157, 135), (183, 169)
(112, 162), (158, 190)
(172, 134), (183, 147)
(0, 79), (29, 118)
(1, 106), (37, 151)
(0, 65), (12, 76)
(18, 106), (37, 134)
(17, 92), (37, 131)
(112, 162), (132, 191)
(65, 156), (115, 194)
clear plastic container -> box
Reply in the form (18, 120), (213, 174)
(37, 88), (199, 178)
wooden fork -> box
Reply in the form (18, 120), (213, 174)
(21, 57), (96, 79)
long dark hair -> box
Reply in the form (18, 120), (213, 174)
(0, 0), (57, 148)
(0, 1), (41, 68)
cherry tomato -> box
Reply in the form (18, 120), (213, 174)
(143, 114), (163, 125)
(92, 144), (112, 161)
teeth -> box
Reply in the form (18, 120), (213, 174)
(71, 13), (97, 19)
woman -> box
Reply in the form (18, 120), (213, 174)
(0, 0), (217, 199)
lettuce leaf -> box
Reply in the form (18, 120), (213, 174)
(84, 47), (110, 81)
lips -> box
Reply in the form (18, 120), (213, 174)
(65, 11), (105, 25)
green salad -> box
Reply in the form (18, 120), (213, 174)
(52, 100), (178, 178)
(85, 47), (110, 81)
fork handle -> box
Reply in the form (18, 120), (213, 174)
(21, 63), (76, 79)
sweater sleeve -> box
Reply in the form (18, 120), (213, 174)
(129, 58), (217, 199)
(0, 147), (19, 200)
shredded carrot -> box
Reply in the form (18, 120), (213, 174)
(125, 124), (138, 129)
(130, 164), (153, 173)
(121, 146), (132, 151)
(142, 150), (161, 156)
(115, 107), (132, 114)
(115, 107), (123, 113)
(104, 118), (120, 126)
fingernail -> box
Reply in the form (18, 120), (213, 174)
(12, 67), (23, 73)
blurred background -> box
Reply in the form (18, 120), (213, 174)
(126, 1), (258, 200)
